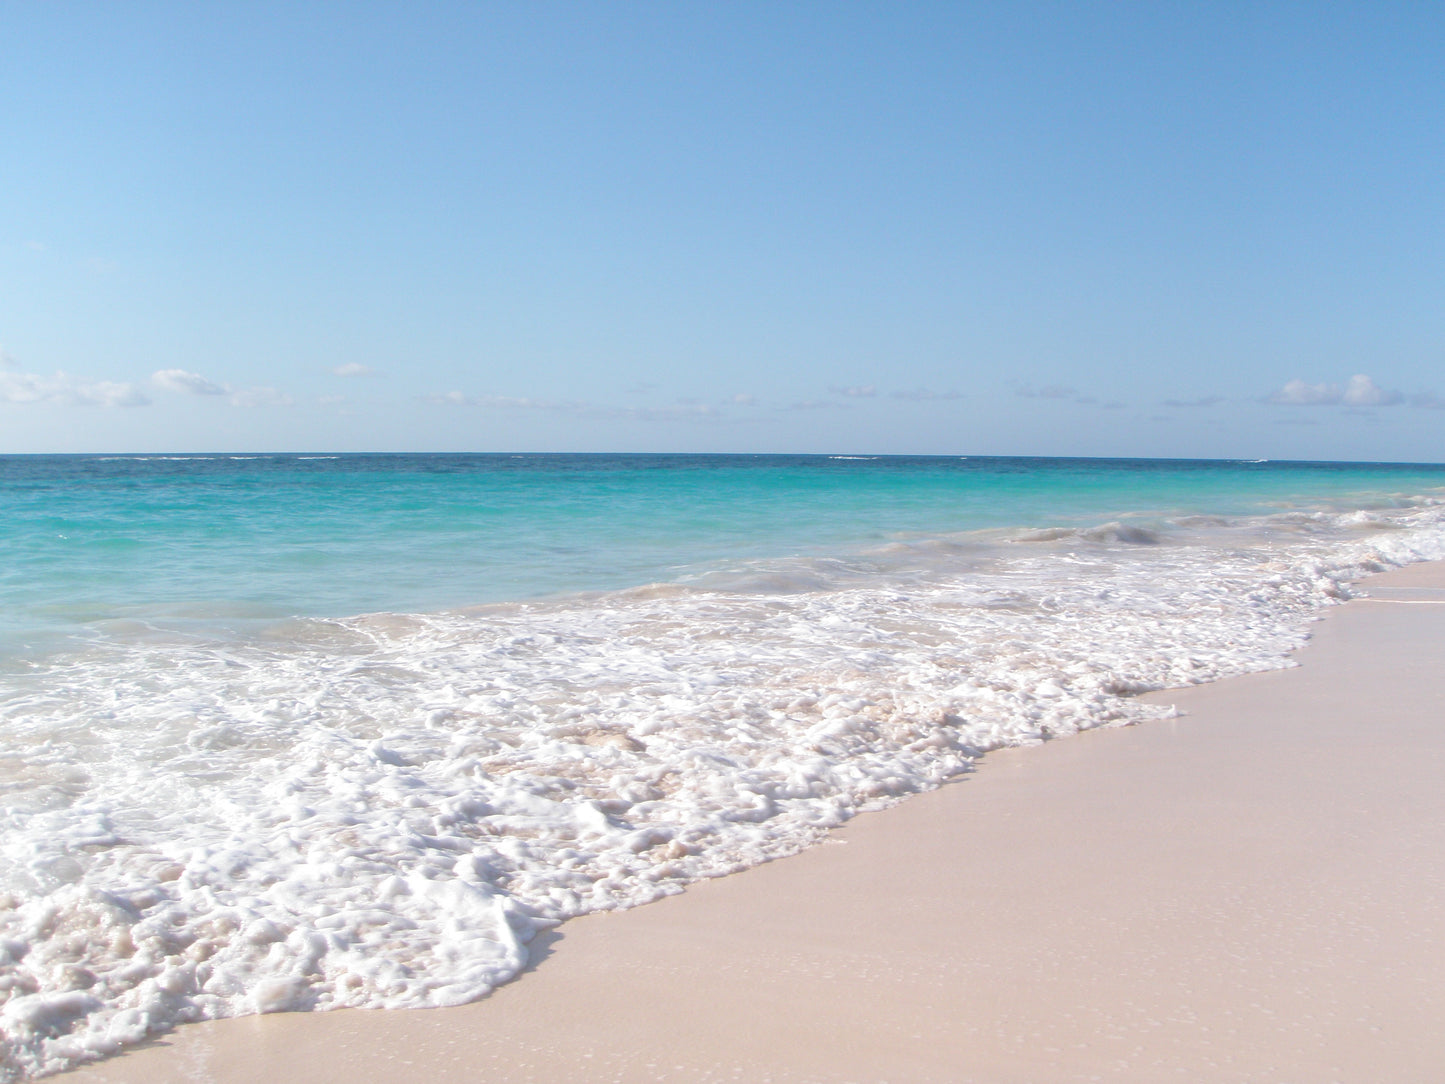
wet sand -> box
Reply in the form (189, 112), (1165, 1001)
(62, 561), (1445, 1082)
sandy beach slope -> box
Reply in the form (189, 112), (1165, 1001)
(61, 562), (1445, 1083)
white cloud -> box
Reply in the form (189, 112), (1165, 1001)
(2, 373), (51, 403)
(5, 372), (62, 404)
(331, 363), (376, 377)
(1269, 374), (1403, 407)
(152, 368), (226, 395)
(830, 385), (877, 398)
(0, 370), (150, 407)
(83, 381), (151, 407)
(731, 393), (759, 406)
(1269, 379), (1338, 405)
(0, 346), (15, 368)
(1342, 374), (1403, 406)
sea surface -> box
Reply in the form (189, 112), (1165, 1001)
(2, 452), (1445, 1078)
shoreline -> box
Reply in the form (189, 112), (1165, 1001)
(60, 560), (1445, 1082)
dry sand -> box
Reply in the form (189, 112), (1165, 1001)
(62, 562), (1445, 1082)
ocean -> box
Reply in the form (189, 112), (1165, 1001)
(2, 452), (1444, 1078)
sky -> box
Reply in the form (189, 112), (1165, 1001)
(1, 1), (1442, 460)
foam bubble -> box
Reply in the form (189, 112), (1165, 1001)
(0, 502), (1443, 1077)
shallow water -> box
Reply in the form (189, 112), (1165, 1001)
(2, 454), (1444, 1078)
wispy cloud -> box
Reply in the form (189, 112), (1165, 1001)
(78, 380), (150, 407)
(152, 368), (292, 407)
(1161, 395), (1226, 408)
(1014, 382), (1124, 408)
(779, 398), (846, 412)
(730, 393), (759, 406)
(1267, 374), (1403, 407)
(427, 390), (753, 423)
(0, 346), (16, 369)
(586, 402), (724, 422)
(331, 363), (376, 378)
(0, 370), (150, 407)
(425, 391), (577, 410)
(152, 368), (226, 395)
(1015, 383), (1079, 400)
(890, 388), (965, 401)
(830, 384), (876, 398)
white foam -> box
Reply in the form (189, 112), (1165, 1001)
(1, 502), (1444, 1077)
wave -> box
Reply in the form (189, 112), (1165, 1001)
(1011, 522), (1161, 545)
(1, 501), (1444, 1076)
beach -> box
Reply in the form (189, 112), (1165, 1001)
(7, 2), (1442, 1075)
(8, 0), (1445, 1076)
(57, 559), (1445, 1082)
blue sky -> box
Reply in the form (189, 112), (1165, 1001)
(2, 1), (1442, 459)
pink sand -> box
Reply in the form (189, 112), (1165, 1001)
(62, 562), (1445, 1082)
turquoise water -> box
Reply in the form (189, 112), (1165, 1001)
(4, 453), (1444, 656)
(5, 452), (1445, 1078)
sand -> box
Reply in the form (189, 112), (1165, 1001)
(60, 561), (1445, 1082)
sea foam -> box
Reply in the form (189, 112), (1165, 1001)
(1, 502), (1444, 1078)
